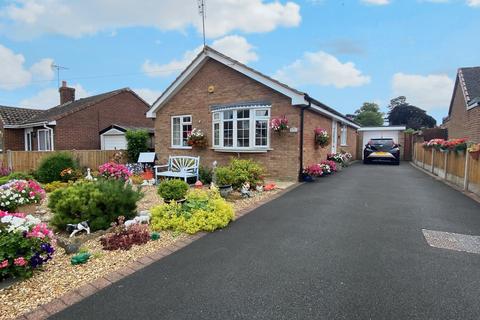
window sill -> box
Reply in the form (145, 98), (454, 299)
(340, 144), (348, 147)
(170, 146), (192, 150)
(212, 148), (272, 153)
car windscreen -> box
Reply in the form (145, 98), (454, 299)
(368, 139), (394, 151)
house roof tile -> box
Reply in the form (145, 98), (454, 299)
(0, 105), (45, 126)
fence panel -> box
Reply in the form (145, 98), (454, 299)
(3, 150), (124, 172)
(468, 155), (480, 195)
(446, 151), (465, 187)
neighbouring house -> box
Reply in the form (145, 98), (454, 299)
(357, 126), (407, 160)
(0, 81), (153, 152)
(147, 46), (360, 181)
(443, 67), (480, 142)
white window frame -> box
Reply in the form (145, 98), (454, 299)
(37, 129), (52, 151)
(171, 115), (192, 149)
(24, 128), (33, 151)
(211, 106), (271, 152)
(340, 124), (348, 146)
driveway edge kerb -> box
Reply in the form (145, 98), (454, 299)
(409, 161), (480, 204)
(17, 182), (300, 320)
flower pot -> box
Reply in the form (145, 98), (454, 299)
(301, 173), (315, 182)
(218, 185), (233, 198)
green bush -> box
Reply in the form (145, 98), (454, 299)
(151, 189), (234, 234)
(199, 166), (213, 184)
(49, 180), (142, 232)
(228, 158), (265, 189)
(214, 166), (234, 186)
(43, 181), (69, 193)
(157, 179), (189, 201)
(0, 171), (36, 185)
(35, 152), (78, 183)
(125, 129), (149, 163)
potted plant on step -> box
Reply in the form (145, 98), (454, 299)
(157, 179), (189, 204)
(214, 167), (234, 197)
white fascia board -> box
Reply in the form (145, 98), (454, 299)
(4, 121), (56, 129)
(357, 126), (406, 132)
(100, 128), (125, 136)
(146, 50), (307, 118)
(309, 103), (360, 129)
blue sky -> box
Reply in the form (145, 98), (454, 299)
(0, 0), (478, 123)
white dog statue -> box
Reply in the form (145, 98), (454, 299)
(66, 221), (90, 238)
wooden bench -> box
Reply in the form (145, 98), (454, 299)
(154, 156), (200, 183)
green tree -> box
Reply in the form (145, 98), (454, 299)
(387, 96), (436, 130)
(125, 129), (149, 163)
(354, 102), (384, 126)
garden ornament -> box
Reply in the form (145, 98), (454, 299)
(124, 219), (138, 229)
(71, 252), (91, 265)
(66, 221), (90, 238)
(241, 182), (251, 198)
(134, 215), (150, 225)
(85, 168), (94, 181)
(138, 210), (151, 217)
(151, 232), (160, 241)
(56, 237), (81, 255)
(256, 184), (264, 192)
(194, 180), (203, 189)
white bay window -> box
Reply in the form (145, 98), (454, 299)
(212, 104), (270, 151)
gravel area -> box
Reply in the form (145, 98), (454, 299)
(0, 181), (295, 320)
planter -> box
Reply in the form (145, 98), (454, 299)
(218, 185), (233, 198)
(300, 173), (315, 182)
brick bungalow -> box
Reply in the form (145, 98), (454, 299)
(0, 82), (153, 152)
(147, 46), (360, 181)
(443, 67), (480, 142)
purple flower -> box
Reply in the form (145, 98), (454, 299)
(29, 253), (44, 268)
(40, 243), (54, 255)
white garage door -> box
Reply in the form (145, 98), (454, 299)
(103, 134), (127, 150)
(362, 130), (400, 159)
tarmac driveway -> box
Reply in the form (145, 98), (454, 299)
(51, 163), (480, 320)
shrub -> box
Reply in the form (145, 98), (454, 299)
(49, 180), (142, 232)
(100, 216), (150, 250)
(157, 179), (189, 201)
(59, 167), (83, 181)
(151, 189), (234, 234)
(0, 212), (55, 280)
(130, 174), (144, 185)
(8, 171), (35, 181)
(35, 152), (78, 183)
(44, 181), (69, 193)
(228, 158), (265, 189)
(214, 166), (234, 186)
(0, 180), (45, 211)
(125, 129), (149, 163)
(198, 166), (213, 184)
(98, 162), (131, 181)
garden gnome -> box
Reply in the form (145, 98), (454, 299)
(241, 182), (251, 198)
(85, 168), (93, 181)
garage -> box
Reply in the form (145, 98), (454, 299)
(358, 126), (406, 159)
(100, 124), (155, 151)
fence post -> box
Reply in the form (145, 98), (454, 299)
(6, 150), (12, 170)
(422, 147), (426, 169)
(431, 149), (435, 173)
(444, 151), (448, 180)
(463, 151), (470, 190)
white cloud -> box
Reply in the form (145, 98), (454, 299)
(467, 0), (480, 6)
(142, 35), (258, 78)
(0, 44), (54, 90)
(392, 73), (454, 111)
(361, 0), (390, 5)
(0, 44), (32, 89)
(30, 58), (54, 80)
(0, 0), (301, 39)
(274, 51), (371, 88)
(132, 88), (162, 105)
(20, 84), (90, 108)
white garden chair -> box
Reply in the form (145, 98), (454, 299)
(154, 156), (200, 183)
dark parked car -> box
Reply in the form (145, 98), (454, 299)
(363, 138), (400, 165)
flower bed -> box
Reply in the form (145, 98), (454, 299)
(99, 162), (131, 181)
(0, 180), (45, 212)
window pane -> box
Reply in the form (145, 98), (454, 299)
(255, 120), (268, 146)
(255, 109), (269, 117)
(213, 113), (220, 121)
(172, 118), (181, 146)
(237, 120), (250, 147)
(237, 109), (249, 119)
(183, 116), (191, 123)
(214, 123), (220, 146)
(38, 131), (46, 151)
(223, 110), (233, 120)
(182, 124), (192, 146)
(223, 121), (233, 147)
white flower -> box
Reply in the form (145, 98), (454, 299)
(21, 190), (26, 193)
(5, 201), (10, 205)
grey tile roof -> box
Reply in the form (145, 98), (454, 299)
(0, 105), (45, 126)
(459, 67), (480, 104)
(26, 88), (128, 123)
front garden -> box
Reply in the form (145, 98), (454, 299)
(0, 152), (291, 320)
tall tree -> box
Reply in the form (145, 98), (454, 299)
(354, 102), (384, 126)
(387, 96), (436, 129)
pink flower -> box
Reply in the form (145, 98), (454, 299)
(14, 257), (27, 266)
(0, 260), (8, 269)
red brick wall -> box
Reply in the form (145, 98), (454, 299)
(54, 91), (153, 150)
(446, 81), (467, 139)
(154, 58), (301, 180)
(466, 105), (480, 142)
(3, 128), (25, 151)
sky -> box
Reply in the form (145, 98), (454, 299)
(0, 0), (478, 124)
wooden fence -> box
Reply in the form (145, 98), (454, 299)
(413, 143), (480, 196)
(0, 150), (125, 172)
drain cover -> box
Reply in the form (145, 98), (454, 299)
(422, 229), (480, 254)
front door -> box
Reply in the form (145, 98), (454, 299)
(331, 121), (338, 153)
